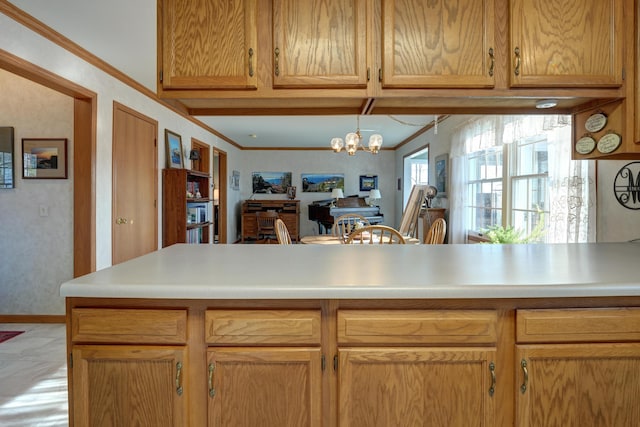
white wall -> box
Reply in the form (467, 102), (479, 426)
(239, 150), (396, 238)
(0, 69), (74, 315)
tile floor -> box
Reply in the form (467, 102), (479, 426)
(0, 323), (68, 426)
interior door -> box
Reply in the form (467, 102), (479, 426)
(112, 102), (158, 264)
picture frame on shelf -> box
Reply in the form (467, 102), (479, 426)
(359, 175), (378, 191)
(435, 153), (448, 196)
(22, 137), (68, 179)
(165, 129), (184, 169)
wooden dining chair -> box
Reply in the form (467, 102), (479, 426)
(345, 225), (406, 245)
(332, 214), (371, 242)
(275, 218), (292, 244)
(256, 211), (279, 243)
(424, 218), (446, 244)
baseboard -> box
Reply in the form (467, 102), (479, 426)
(0, 314), (65, 323)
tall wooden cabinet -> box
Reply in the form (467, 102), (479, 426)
(163, 169), (212, 246)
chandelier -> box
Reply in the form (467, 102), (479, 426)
(330, 116), (383, 155)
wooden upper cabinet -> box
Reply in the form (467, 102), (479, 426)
(160, 0), (258, 90)
(510, 0), (624, 87)
(380, 0), (496, 88)
(272, 0), (368, 88)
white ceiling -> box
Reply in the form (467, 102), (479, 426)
(8, 0), (440, 149)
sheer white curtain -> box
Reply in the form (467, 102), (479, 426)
(449, 115), (596, 243)
(543, 116), (597, 242)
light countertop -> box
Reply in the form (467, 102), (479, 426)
(60, 243), (640, 300)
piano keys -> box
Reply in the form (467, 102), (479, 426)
(308, 196), (384, 234)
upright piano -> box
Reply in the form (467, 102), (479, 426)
(308, 196), (384, 234)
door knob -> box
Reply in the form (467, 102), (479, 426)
(116, 217), (128, 224)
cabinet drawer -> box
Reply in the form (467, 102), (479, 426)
(517, 308), (640, 343)
(71, 308), (187, 344)
(338, 310), (497, 345)
(206, 310), (321, 345)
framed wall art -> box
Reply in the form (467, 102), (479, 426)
(22, 138), (68, 179)
(0, 127), (15, 188)
(301, 173), (344, 192)
(231, 170), (240, 190)
(359, 175), (378, 191)
(435, 153), (448, 196)
(164, 129), (184, 169)
(252, 171), (292, 194)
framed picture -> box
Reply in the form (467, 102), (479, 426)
(252, 171), (292, 194)
(165, 129), (184, 169)
(22, 138), (68, 179)
(231, 170), (240, 190)
(435, 153), (448, 196)
(359, 175), (378, 191)
(0, 127), (15, 188)
(301, 173), (344, 192)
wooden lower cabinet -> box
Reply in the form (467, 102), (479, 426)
(516, 344), (640, 427)
(339, 347), (496, 427)
(207, 348), (323, 426)
(71, 346), (188, 426)
(66, 301), (640, 427)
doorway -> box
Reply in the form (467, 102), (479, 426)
(213, 149), (228, 243)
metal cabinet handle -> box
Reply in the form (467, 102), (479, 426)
(274, 47), (280, 76)
(488, 48), (495, 77)
(514, 47), (521, 76)
(208, 362), (216, 397)
(248, 48), (254, 77)
(489, 361), (496, 396)
(520, 359), (528, 394)
(176, 361), (183, 396)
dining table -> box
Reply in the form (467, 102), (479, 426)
(300, 234), (421, 244)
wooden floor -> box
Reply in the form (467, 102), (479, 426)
(0, 323), (68, 426)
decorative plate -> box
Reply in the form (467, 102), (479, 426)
(597, 132), (621, 154)
(575, 135), (596, 155)
(584, 112), (607, 133)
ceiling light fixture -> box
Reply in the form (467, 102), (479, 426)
(535, 99), (558, 109)
(330, 116), (383, 155)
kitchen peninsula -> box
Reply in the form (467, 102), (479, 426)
(61, 243), (640, 427)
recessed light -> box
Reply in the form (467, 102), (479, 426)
(535, 99), (558, 109)
(249, 134), (257, 138)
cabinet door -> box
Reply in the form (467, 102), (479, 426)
(160, 0), (258, 89)
(510, 0), (623, 87)
(381, 0), (495, 88)
(339, 347), (496, 427)
(207, 348), (322, 426)
(72, 345), (188, 427)
(272, 0), (368, 88)
(516, 343), (640, 427)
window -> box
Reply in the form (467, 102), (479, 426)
(450, 116), (595, 244)
(402, 145), (428, 207)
